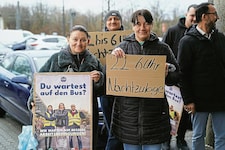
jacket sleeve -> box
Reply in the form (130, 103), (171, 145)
(162, 28), (174, 50)
(39, 55), (56, 72)
(177, 36), (194, 105)
(164, 44), (180, 86)
(93, 58), (105, 97)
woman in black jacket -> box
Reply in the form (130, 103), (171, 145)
(110, 9), (179, 150)
(28, 25), (104, 150)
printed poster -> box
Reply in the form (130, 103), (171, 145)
(165, 85), (184, 135)
(33, 72), (92, 150)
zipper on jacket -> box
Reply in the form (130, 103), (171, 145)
(139, 100), (142, 144)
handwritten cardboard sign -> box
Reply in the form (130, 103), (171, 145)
(88, 30), (132, 65)
(106, 54), (166, 98)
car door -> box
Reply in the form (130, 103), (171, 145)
(57, 37), (68, 49)
(42, 37), (60, 49)
(0, 54), (31, 124)
(10, 55), (32, 107)
(0, 54), (18, 102)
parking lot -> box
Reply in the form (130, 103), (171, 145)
(0, 114), (22, 150)
(0, 113), (214, 150)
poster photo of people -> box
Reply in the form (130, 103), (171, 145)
(33, 72), (92, 150)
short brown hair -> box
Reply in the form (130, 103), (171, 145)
(69, 25), (90, 38)
(131, 9), (153, 25)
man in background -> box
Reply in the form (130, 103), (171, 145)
(162, 4), (197, 150)
(104, 10), (124, 31)
(178, 2), (225, 150)
(100, 10), (124, 150)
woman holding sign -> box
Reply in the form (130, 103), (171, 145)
(28, 25), (104, 150)
(110, 9), (179, 150)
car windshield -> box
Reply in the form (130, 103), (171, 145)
(33, 56), (50, 71)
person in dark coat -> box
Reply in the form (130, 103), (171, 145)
(162, 4), (197, 58)
(100, 10), (124, 150)
(104, 10), (124, 31)
(43, 105), (56, 149)
(110, 9), (179, 150)
(28, 25), (104, 150)
(162, 4), (197, 150)
(177, 2), (225, 150)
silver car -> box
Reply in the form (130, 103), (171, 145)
(0, 42), (13, 62)
(26, 35), (68, 50)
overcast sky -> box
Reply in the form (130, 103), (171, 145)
(0, 0), (208, 17)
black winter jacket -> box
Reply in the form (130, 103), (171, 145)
(27, 47), (104, 128)
(162, 17), (187, 58)
(39, 48), (104, 93)
(27, 47), (104, 149)
(111, 33), (179, 145)
(177, 25), (225, 112)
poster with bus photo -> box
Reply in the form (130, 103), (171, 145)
(33, 72), (92, 150)
(165, 85), (184, 136)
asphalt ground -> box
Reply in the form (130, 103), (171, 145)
(169, 130), (214, 150)
(0, 113), (214, 150)
(0, 114), (22, 150)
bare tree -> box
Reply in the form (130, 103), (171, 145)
(0, 1), (180, 37)
(30, 3), (50, 34)
(0, 5), (17, 29)
(214, 0), (225, 33)
(149, 1), (166, 36)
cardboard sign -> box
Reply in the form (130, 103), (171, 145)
(106, 54), (166, 98)
(33, 72), (93, 150)
(88, 30), (132, 65)
(165, 85), (184, 135)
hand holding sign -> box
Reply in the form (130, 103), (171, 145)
(111, 47), (126, 58)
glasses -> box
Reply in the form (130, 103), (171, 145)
(205, 12), (218, 16)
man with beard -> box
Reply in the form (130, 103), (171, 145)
(162, 4), (197, 150)
(177, 2), (225, 150)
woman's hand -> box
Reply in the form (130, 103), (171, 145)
(90, 70), (101, 83)
(31, 102), (35, 114)
(111, 47), (125, 58)
(165, 63), (169, 77)
(165, 63), (176, 77)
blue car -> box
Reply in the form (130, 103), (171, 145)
(0, 50), (59, 124)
